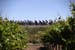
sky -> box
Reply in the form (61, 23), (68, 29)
(0, 0), (73, 21)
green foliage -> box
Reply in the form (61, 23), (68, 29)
(41, 3), (75, 50)
(71, 3), (75, 17)
(41, 17), (75, 50)
(0, 17), (28, 50)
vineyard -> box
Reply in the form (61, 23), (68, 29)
(0, 2), (75, 50)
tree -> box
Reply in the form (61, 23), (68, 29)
(34, 20), (38, 25)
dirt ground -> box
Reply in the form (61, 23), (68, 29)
(26, 43), (44, 50)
